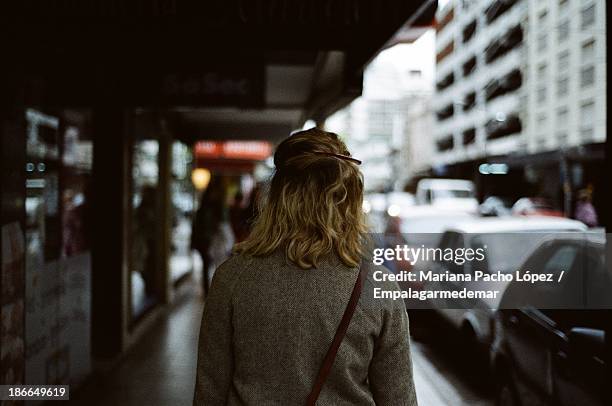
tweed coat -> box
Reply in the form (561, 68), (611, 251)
(193, 250), (418, 406)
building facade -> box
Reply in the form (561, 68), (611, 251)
(432, 0), (606, 222)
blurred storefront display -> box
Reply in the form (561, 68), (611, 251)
(23, 108), (93, 390)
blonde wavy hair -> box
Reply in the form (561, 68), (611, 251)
(235, 128), (368, 269)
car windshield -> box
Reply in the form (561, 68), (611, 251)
(470, 233), (551, 273)
(433, 189), (473, 199)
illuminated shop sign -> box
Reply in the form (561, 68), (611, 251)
(195, 141), (272, 161)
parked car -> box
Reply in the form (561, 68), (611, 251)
(415, 178), (479, 213)
(512, 197), (564, 217)
(492, 233), (608, 406)
(479, 196), (513, 217)
(416, 217), (587, 364)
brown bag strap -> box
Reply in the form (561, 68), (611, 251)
(305, 259), (368, 406)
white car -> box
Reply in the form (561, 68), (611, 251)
(418, 216), (588, 363)
(415, 178), (479, 213)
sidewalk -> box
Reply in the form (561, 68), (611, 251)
(70, 287), (202, 406)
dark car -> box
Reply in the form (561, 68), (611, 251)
(491, 234), (609, 406)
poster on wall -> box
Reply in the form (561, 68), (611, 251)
(1, 222), (26, 391)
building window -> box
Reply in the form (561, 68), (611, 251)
(580, 101), (595, 139)
(580, 65), (595, 87)
(557, 76), (569, 96)
(537, 113), (547, 130)
(537, 63), (547, 81)
(437, 135), (455, 152)
(581, 4), (596, 29)
(485, 25), (523, 64)
(437, 7), (454, 33)
(485, 0), (519, 24)
(484, 69), (522, 101)
(436, 72), (455, 91)
(463, 92), (477, 111)
(436, 40), (454, 64)
(409, 70), (422, 78)
(462, 128), (476, 145)
(463, 56), (477, 77)
(558, 50), (570, 71)
(436, 104), (455, 121)
(557, 106), (568, 126)
(581, 39), (595, 62)
(463, 19), (477, 43)
(538, 10), (548, 28)
(557, 20), (570, 41)
(580, 100), (595, 124)
(537, 32), (547, 51)
(537, 86), (547, 102)
(486, 114), (522, 140)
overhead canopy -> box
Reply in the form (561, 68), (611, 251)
(3, 0), (437, 143)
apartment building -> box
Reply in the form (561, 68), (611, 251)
(432, 0), (606, 218)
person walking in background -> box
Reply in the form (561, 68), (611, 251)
(229, 191), (249, 243)
(194, 128), (417, 405)
(191, 175), (233, 296)
(574, 188), (598, 227)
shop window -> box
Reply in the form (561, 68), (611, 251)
(24, 108), (93, 387)
(170, 141), (195, 286)
(130, 136), (160, 320)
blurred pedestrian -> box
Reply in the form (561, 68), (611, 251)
(194, 128), (417, 405)
(133, 186), (157, 298)
(191, 175), (234, 296)
(229, 191), (249, 243)
(574, 188), (598, 227)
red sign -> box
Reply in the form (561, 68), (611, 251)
(195, 141), (271, 161)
